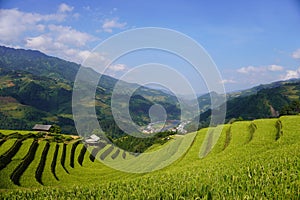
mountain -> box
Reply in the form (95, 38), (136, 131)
(1, 45), (299, 135)
(0, 46), (181, 135)
(196, 79), (300, 114)
(197, 80), (300, 128)
(227, 78), (300, 99)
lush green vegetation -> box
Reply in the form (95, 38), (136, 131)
(0, 115), (299, 199)
(280, 99), (300, 115)
(113, 131), (175, 153)
(199, 82), (300, 128)
(0, 46), (181, 135)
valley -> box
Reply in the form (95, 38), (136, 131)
(0, 116), (299, 198)
(0, 47), (299, 199)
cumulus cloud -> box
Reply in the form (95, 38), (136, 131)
(24, 23), (98, 63)
(102, 18), (126, 33)
(0, 8), (65, 43)
(25, 33), (98, 64)
(267, 65), (284, 71)
(281, 67), (300, 80)
(292, 49), (300, 59)
(0, 7), (127, 74)
(108, 64), (127, 71)
(48, 24), (96, 47)
(58, 3), (74, 13)
(237, 65), (284, 74)
(237, 66), (261, 73)
(25, 35), (53, 50)
(0, 7), (99, 64)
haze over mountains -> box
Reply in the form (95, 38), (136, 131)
(0, 46), (299, 135)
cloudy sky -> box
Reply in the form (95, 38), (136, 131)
(1, 0), (300, 93)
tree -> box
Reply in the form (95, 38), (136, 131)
(280, 100), (300, 116)
(50, 125), (62, 134)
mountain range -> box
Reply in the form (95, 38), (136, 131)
(0, 46), (181, 136)
(0, 46), (299, 135)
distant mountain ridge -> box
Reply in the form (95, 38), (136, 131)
(197, 79), (300, 128)
(0, 45), (299, 134)
(196, 78), (300, 113)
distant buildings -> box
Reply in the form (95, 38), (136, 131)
(85, 134), (100, 145)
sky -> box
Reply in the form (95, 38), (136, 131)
(1, 0), (300, 94)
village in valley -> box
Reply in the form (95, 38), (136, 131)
(141, 120), (190, 134)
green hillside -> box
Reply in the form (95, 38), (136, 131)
(198, 81), (300, 128)
(0, 46), (181, 135)
(0, 115), (299, 199)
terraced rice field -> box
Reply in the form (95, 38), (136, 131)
(0, 116), (299, 199)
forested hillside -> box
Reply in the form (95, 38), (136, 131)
(0, 46), (181, 135)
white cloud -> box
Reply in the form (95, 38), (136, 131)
(25, 35), (53, 51)
(81, 52), (110, 69)
(292, 49), (300, 59)
(237, 66), (261, 74)
(102, 18), (126, 33)
(281, 67), (300, 80)
(48, 24), (96, 47)
(0, 8), (65, 43)
(108, 64), (127, 71)
(25, 33), (99, 64)
(267, 65), (284, 71)
(237, 65), (284, 74)
(0, 7), (127, 74)
(58, 3), (74, 13)
(220, 79), (236, 84)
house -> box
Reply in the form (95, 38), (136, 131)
(85, 134), (100, 145)
(32, 124), (52, 132)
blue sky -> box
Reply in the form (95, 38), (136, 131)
(1, 0), (300, 93)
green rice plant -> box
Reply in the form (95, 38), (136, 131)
(100, 146), (114, 160)
(70, 140), (81, 168)
(77, 144), (87, 166)
(60, 143), (69, 174)
(35, 142), (50, 185)
(42, 142), (66, 186)
(0, 138), (17, 159)
(247, 122), (257, 143)
(51, 144), (59, 180)
(0, 138), (7, 146)
(18, 141), (48, 187)
(223, 126), (231, 150)
(0, 116), (299, 199)
(0, 138), (34, 188)
(227, 121), (251, 149)
(111, 149), (120, 159)
(275, 119), (283, 140)
(10, 140), (38, 186)
(0, 130), (39, 135)
(89, 146), (101, 162)
(0, 139), (24, 170)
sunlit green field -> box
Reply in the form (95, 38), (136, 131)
(0, 130), (39, 135)
(0, 116), (299, 199)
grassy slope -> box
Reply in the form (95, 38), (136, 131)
(0, 130), (39, 135)
(0, 116), (299, 199)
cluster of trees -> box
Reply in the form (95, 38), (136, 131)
(280, 100), (300, 115)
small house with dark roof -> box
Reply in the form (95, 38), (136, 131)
(32, 124), (52, 132)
